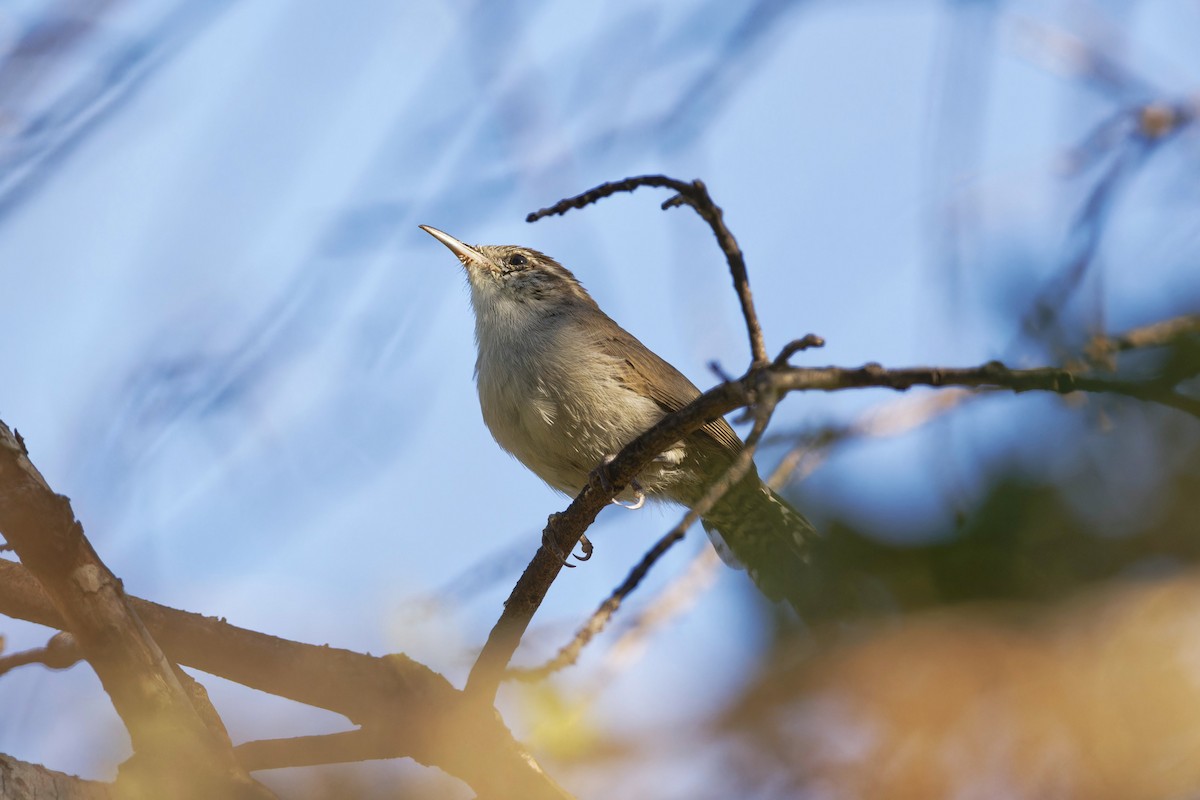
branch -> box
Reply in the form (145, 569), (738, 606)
(528, 174), (770, 365)
(1087, 313), (1200, 363)
(0, 422), (273, 800)
(0, 559), (571, 800)
(510, 393), (780, 682)
(0, 752), (114, 800)
(465, 176), (794, 701)
(769, 362), (1200, 418)
(464, 343), (1199, 702)
(0, 631), (80, 677)
(233, 724), (568, 797)
(462, 377), (747, 703)
(235, 730), (397, 771)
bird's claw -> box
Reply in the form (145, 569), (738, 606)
(541, 515), (593, 566)
(610, 480), (646, 510)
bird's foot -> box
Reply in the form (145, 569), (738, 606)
(596, 454), (647, 510)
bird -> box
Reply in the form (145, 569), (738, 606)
(420, 225), (813, 606)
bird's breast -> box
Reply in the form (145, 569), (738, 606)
(473, 330), (682, 497)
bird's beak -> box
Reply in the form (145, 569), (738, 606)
(419, 225), (487, 268)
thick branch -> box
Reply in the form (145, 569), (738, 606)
(0, 422), (272, 800)
(0, 752), (114, 800)
(0, 559), (570, 800)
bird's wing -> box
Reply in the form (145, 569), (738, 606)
(598, 324), (743, 456)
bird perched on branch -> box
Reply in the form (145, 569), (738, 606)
(421, 225), (813, 605)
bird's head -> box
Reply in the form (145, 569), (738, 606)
(420, 226), (597, 322)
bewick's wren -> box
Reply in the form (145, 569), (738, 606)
(421, 225), (812, 603)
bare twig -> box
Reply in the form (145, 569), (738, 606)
(1007, 20), (1196, 356)
(528, 174), (771, 365)
(772, 362), (1200, 418)
(774, 334), (826, 367)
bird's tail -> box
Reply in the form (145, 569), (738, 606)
(700, 477), (815, 608)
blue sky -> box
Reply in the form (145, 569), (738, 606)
(0, 1), (1197, 794)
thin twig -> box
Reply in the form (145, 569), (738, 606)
(528, 174), (771, 365)
(769, 361), (1200, 418)
(774, 334), (826, 367)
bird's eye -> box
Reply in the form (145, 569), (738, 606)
(508, 254), (528, 268)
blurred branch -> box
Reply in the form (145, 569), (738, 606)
(602, 547), (722, 671)
(1010, 15), (1160, 100)
(1029, 101), (1194, 347)
(1086, 313), (1200, 364)
(233, 722), (563, 797)
(0, 421), (272, 800)
(0, 752), (114, 800)
(0, 631), (80, 677)
(235, 730), (422, 771)
(0, 2), (235, 223)
(765, 389), (976, 489)
(1004, 16), (1199, 356)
